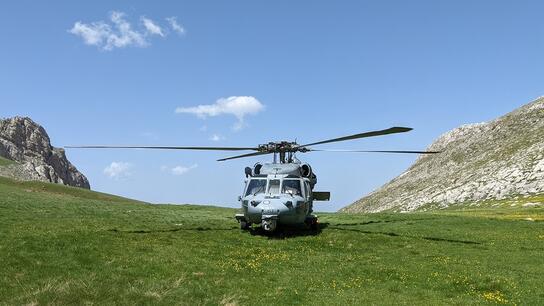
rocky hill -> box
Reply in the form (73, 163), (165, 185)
(343, 96), (544, 213)
(0, 116), (90, 189)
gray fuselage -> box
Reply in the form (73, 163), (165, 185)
(237, 162), (317, 230)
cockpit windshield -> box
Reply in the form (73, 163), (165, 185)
(267, 179), (281, 194)
(282, 179), (302, 196)
(245, 179), (266, 196)
(245, 178), (304, 197)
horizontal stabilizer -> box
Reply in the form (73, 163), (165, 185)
(313, 191), (330, 201)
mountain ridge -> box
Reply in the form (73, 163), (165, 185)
(0, 116), (90, 189)
(343, 96), (544, 213)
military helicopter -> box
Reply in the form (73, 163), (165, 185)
(66, 126), (439, 232)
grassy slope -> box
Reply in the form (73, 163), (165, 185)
(1, 177), (543, 305)
(416, 194), (544, 220)
(0, 156), (16, 166)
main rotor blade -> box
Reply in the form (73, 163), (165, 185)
(217, 151), (270, 162)
(308, 149), (441, 154)
(64, 145), (258, 151)
(300, 127), (413, 147)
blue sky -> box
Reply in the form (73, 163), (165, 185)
(1, 1), (543, 211)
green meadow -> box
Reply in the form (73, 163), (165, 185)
(1, 176), (543, 305)
(0, 157), (15, 166)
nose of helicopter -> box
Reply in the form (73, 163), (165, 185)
(246, 196), (306, 225)
(249, 199), (288, 215)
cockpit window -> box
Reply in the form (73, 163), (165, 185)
(245, 179), (266, 196)
(267, 179), (281, 194)
(282, 179), (302, 196)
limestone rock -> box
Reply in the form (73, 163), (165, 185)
(0, 116), (90, 189)
(343, 96), (544, 213)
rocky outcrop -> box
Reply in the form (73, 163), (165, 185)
(0, 116), (90, 189)
(343, 96), (544, 213)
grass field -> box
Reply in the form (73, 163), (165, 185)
(0, 157), (15, 166)
(1, 176), (543, 305)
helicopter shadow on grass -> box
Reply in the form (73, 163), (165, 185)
(109, 226), (239, 234)
(246, 222), (330, 239)
(327, 225), (482, 245)
(332, 217), (437, 227)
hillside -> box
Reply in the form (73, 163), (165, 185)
(1, 176), (543, 304)
(0, 116), (89, 188)
(344, 96), (544, 213)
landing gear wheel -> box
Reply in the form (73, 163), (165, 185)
(305, 216), (318, 230)
(240, 220), (250, 230)
(310, 218), (319, 230)
(261, 219), (277, 232)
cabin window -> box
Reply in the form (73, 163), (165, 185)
(267, 179), (281, 194)
(245, 179), (267, 196)
(282, 179), (302, 196)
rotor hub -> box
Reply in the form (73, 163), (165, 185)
(257, 141), (300, 153)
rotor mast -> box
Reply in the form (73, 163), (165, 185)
(259, 141), (298, 164)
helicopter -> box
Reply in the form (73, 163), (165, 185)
(66, 126), (439, 232)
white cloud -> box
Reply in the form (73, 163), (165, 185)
(107, 11), (147, 49)
(69, 21), (111, 46)
(69, 11), (183, 50)
(175, 96), (265, 130)
(209, 134), (225, 142)
(170, 164), (198, 176)
(141, 17), (165, 37)
(166, 17), (185, 35)
(103, 162), (132, 179)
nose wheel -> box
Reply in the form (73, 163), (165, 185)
(261, 218), (277, 232)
